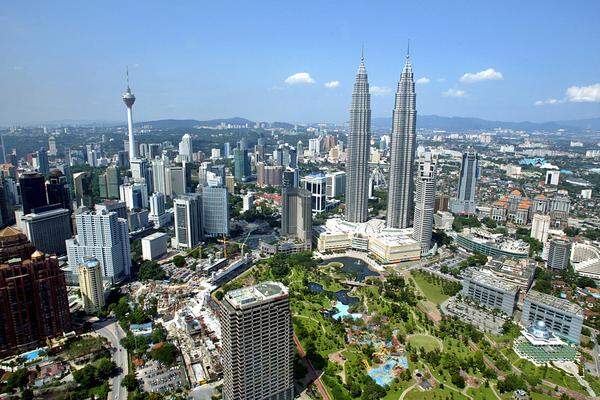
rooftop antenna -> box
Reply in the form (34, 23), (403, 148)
(407, 39), (410, 59)
(361, 44), (365, 61)
(126, 66), (130, 90)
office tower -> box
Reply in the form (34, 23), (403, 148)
(36, 148), (50, 175)
(412, 154), (436, 255)
(119, 181), (149, 210)
(139, 143), (149, 159)
(46, 170), (71, 210)
(0, 228), (71, 356)
(99, 165), (121, 199)
(149, 192), (170, 228)
(22, 205), (71, 255)
(302, 173), (327, 214)
(225, 174), (235, 194)
(178, 133), (193, 162)
(117, 150), (129, 168)
(221, 282), (294, 400)
(131, 157), (149, 184)
(325, 171), (346, 198)
(451, 150), (480, 215)
(546, 238), (571, 270)
(345, 55), (371, 223)
(48, 136), (57, 156)
(19, 171), (48, 214)
(282, 168), (299, 189)
(434, 194), (450, 213)
(78, 257), (105, 314)
(173, 194), (202, 249)
(66, 208), (131, 281)
(201, 186), (229, 237)
(233, 148), (250, 182)
(96, 200), (128, 220)
(223, 142), (231, 158)
(166, 164), (189, 197)
(257, 163), (283, 187)
(296, 140), (304, 160)
(0, 179), (14, 228)
(73, 171), (94, 207)
(387, 54), (417, 229)
(122, 69), (137, 163)
(545, 170), (560, 186)
(152, 157), (167, 195)
(148, 143), (161, 159)
(281, 187), (312, 244)
(128, 209), (150, 231)
(531, 213), (551, 244)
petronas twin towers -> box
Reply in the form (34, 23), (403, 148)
(345, 52), (417, 227)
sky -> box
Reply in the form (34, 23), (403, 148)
(1, 1), (599, 125)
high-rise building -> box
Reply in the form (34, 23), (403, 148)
(531, 213), (551, 244)
(345, 55), (371, 223)
(178, 133), (194, 162)
(302, 173), (328, 214)
(120, 181), (149, 210)
(546, 238), (571, 270)
(257, 162), (283, 187)
(149, 192), (170, 228)
(78, 257), (105, 314)
(19, 171), (48, 214)
(545, 170), (560, 186)
(281, 187), (312, 244)
(148, 143), (161, 160)
(282, 168), (299, 189)
(21, 205), (71, 255)
(48, 136), (58, 156)
(152, 157), (167, 195)
(122, 69), (137, 163)
(166, 163), (189, 197)
(220, 282), (294, 400)
(325, 171), (346, 199)
(225, 174), (235, 194)
(66, 208), (131, 281)
(36, 148), (50, 175)
(0, 228), (71, 356)
(46, 169), (71, 211)
(173, 194), (202, 249)
(413, 154), (436, 255)
(387, 54), (417, 228)
(233, 148), (250, 182)
(73, 171), (94, 207)
(99, 165), (121, 199)
(451, 150), (480, 215)
(223, 142), (231, 158)
(0, 178), (15, 228)
(201, 186), (229, 237)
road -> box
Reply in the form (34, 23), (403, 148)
(293, 334), (331, 400)
(95, 320), (129, 400)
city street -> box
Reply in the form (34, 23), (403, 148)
(94, 320), (129, 400)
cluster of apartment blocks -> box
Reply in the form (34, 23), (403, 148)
(462, 265), (584, 344)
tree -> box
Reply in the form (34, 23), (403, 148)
(150, 343), (179, 366)
(121, 373), (139, 392)
(151, 324), (168, 343)
(139, 261), (167, 281)
(172, 255), (186, 268)
(7, 369), (30, 390)
(73, 365), (100, 388)
(95, 358), (117, 380)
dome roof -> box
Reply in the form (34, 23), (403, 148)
(528, 320), (551, 340)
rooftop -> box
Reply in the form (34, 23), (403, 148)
(225, 281), (288, 309)
(465, 269), (519, 294)
(525, 290), (583, 315)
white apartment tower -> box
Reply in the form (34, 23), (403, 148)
(78, 257), (105, 314)
(413, 154), (437, 254)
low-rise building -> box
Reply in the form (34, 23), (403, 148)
(455, 228), (529, 259)
(462, 269), (519, 315)
(141, 232), (169, 261)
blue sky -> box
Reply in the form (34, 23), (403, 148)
(1, 1), (599, 125)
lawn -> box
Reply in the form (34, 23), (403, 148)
(410, 272), (449, 304)
(467, 386), (499, 399)
(404, 387), (469, 399)
(407, 334), (442, 352)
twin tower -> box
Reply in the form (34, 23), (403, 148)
(345, 52), (417, 228)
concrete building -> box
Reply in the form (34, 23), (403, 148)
(242, 192), (253, 213)
(521, 290), (584, 344)
(413, 154), (436, 254)
(120, 181), (149, 210)
(233, 147), (250, 182)
(66, 208), (131, 281)
(149, 192), (170, 228)
(201, 186), (229, 237)
(345, 55), (371, 223)
(451, 150), (480, 215)
(531, 213), (551, 244)
(178, 133), (194, 162)
(174, 194), (202, 249)
(325, 171), (346, 199)
(221, 282), (294, 400)
(434, 211), (454, 230)
(99, 165), (121, 199)
(301, 173), (328, 214)
(545, 170), (560, 186)
(78, 257), (105, 314)
(166, 164), (189, 198)
(151, 157), (167, 195)
(462, 269), (519, 315)
(455, 228), (530, 259)
(546, 238), (571, 270)
(281, 187), (312, 244)
(141, 232), (169, 261)
(21, 205), (71, 255)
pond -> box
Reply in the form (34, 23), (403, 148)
(307, 282), (358, 305)
(323, 257), (379, 282)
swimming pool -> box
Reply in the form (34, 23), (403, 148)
(22, 348), (44, 362)
(332, 301), (362, 321)
(368, 356), (409, 387)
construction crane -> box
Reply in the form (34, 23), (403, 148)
(218, 229), (254, 259)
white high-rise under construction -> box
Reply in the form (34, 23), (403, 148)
(122, 68), (137, 162)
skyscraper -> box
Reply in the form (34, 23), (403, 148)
(173, 194), (203, 249)
(546, 238), (571, 270)
(66, 208), (131, 281)
(19, 171), (48, 214)
(99, 165), (121, 199)
(345, 54), (371, 223)
(233, 147), (250, 182)
(73, 171), (94, 207)
(36, 148), (50, 175)
(201, 185), (229, 237)
(387, 53), (417, 228)
(46, 169), (71, 211)
(178, 133), (193, 162)
(412, 154), (436, 255)
(451, 150), (480, 215)
(281, 187), (312, 244)
(531, 213), (551, 244)
(78, 257), (105, 314)
(220, 282), (294, 400)
(122, 69), (137, 163)
(22, 205), (72, 255)
(151, 157), (167, 195)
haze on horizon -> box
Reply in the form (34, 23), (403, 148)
(1, 0), (599, 126)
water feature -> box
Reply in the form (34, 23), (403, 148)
(22, 348), (44, 362)
(323, 256), (378, 282)
(368, 356), (409, 387)
(307, 282), (358, 305)
(332, 301), (362, 321)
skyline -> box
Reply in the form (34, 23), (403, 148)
(1, 1), (600, 125)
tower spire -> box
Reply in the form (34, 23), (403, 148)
(406, 39), (410, 59)
(361, 44), (364, 62)
(126, 66), (130, 91)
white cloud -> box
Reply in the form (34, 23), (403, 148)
(416, 77), (430, 85)
(369, 86), (392, 96)
(565, 83), (600, 103)
(324, 80), (340, 89)
(459, 68), (503, 83)
(284, 72), (315, 85)
(437, 78), (446, 83)
(442, 88), (466, 98)
(534, 98), (561, 106)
